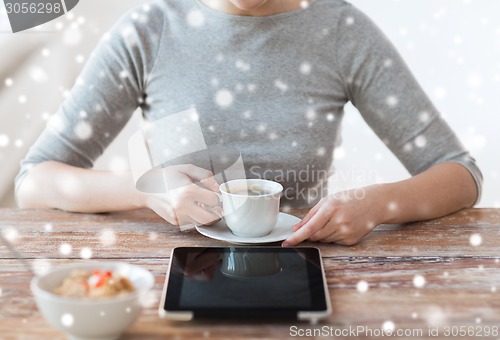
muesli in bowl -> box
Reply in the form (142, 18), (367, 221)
(31, 262), (154, 340)
(54, 269), (135, 299)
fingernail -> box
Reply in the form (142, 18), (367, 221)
(282, 241), (290, 247)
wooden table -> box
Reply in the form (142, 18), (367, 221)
(1, 208), (499, 339)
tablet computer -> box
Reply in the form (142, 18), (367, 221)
(158, 247), (331, 321)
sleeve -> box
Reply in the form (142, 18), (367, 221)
(334, 4), (483, 204)
(15, 2), (165, 194)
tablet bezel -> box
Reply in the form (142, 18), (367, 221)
(158, 246), (331, 321)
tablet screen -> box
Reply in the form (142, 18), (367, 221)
(162, 247), (329, 318)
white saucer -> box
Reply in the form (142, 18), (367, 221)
(195, 212), (301, 245)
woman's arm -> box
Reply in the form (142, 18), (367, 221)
(15, 4), (166, 210)
(378, 162), (476, 224)
(282, 4), (482, 247)
(17, 161), (145, 212)
(282, 162), (477, 246)
(17, 161), (222, 226)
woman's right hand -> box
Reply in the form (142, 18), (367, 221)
(143, 164), (222, 227)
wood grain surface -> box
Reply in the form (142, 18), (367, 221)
(1, 208), (499, 339)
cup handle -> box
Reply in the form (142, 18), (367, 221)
(204, 195), (223, 219)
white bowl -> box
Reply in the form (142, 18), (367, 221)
(31, 262), (154, 340)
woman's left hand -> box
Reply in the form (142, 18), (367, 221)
(282, 186), (386, 246)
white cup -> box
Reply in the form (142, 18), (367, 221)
(219, 179), (283, 238)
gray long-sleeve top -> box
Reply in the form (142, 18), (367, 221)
(16, 0), (482, 207)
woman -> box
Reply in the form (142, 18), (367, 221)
(16, 0), (482, 246)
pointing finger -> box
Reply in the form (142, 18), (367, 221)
(293, 200), (323, 231)
(282, 204), (332, 246)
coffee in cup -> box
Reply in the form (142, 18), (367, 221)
(219, 179), (283, 238)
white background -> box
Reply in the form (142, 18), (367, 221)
(0, 0), (498, 207)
